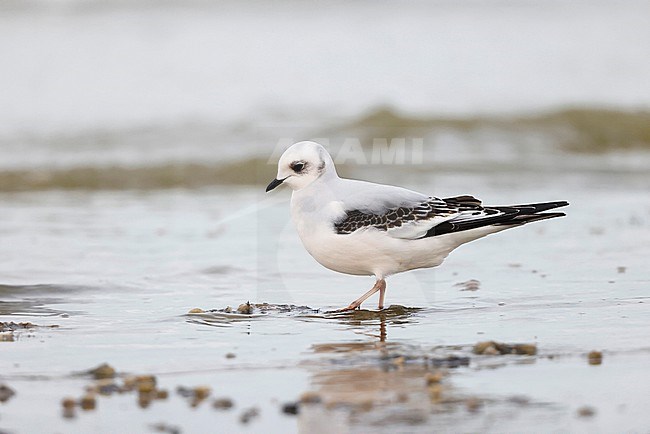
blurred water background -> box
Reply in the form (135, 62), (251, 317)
(1, 0), (650, 184)
(1, 1), (650, 433)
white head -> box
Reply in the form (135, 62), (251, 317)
(266, 141), (337, 192)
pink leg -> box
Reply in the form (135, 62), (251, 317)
(337, 279), (386, 312)
(377, 280), (386, 310)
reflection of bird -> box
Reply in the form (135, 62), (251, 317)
(266, 141), (568, 311)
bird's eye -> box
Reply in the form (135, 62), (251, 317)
(291, 162), (305, 173)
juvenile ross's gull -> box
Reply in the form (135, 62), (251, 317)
(266, 141), (568, 311)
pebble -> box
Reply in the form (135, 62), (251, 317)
(213, 397), (234, 410)
(473, 341), (537, 356)
(138, 380), (155, 394)
(425, 372), (443, 385)
(237, 302), (253, 314)
(299, 391), (322, 404)
(61, 397), (76, 409)
(465, 397), (483, 413)
(282, 402), (300, 415)
(239, 407), (260, 424)
(89, 363), (116, 380)
(588, 351), (603, 365)
(194, 386), (211, 400)
(150, 423), (181, 434)
(577, 406), (596, 417)
(0, 384), (16, 403)
(80, 394), (97, 410)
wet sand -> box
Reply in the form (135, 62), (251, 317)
(1, 173), (649, 433)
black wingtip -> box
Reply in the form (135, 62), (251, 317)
(508, 201), (569, 213)
(507, 211), (566, 224)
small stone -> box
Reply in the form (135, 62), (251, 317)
(588, 351), (603, 365)
(473, 341), (536, 356)
(577, 406), (596, 417)
(89, 363), (116, 380)
(508, 395), (530, 405)
(61, 397), (76, 409)
(135, 375), (156, 388)
(213, 397), (234, 410)
(194, 386), (211, 400)
(514, 344), (537, 356)
(155, 389), (169, 400)
(617, 266), (626, 274)
(150, 423), (181, 434)
(465, 397), (482, 413)
(138, 380), (155, 394)
(225, 353), (236, 359)
(176, 386), (194, 398)
(122, 376), (137, 391)
(0, 384), (16, 403)
(79, 394), (96, 410)
(473, 341), (496, 355)
(425, 372), (443, 385)
(188, 308), (204, 314)
(239, 407), (260, 424)
(62, 408), (75, 419)
(299, 391), (322, 404)
(282, 402), (299, 415)
(96, 379), (119, 395)
(237, 302), (253, 315)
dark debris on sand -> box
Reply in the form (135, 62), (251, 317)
(0, 321), (38, 332)
(187, 302), (320, 317)
(473, 341), (537, 356)
(0, 384), (16, 403)
(1, 321), (58, 341)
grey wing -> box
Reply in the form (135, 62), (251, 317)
(334, 195), (487, 239)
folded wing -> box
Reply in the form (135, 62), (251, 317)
(334, 195), (568, 240)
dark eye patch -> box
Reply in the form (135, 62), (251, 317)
(290, 161), (306, 173)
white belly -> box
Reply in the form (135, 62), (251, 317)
(296, 224), (453, 278)
(288, 190), (494, 279)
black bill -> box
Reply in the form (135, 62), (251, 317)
(265, 177), (286, 192)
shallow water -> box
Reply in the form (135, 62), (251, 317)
(2, 0), (649, 431)
(1, 172), (649, 433)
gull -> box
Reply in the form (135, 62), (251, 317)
(266, 141), (568, 311)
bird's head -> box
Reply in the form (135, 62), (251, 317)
(266, 141), (336, 192)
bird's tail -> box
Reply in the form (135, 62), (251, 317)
(493, 201), (569, 226)
(425, 199), (568, 237)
